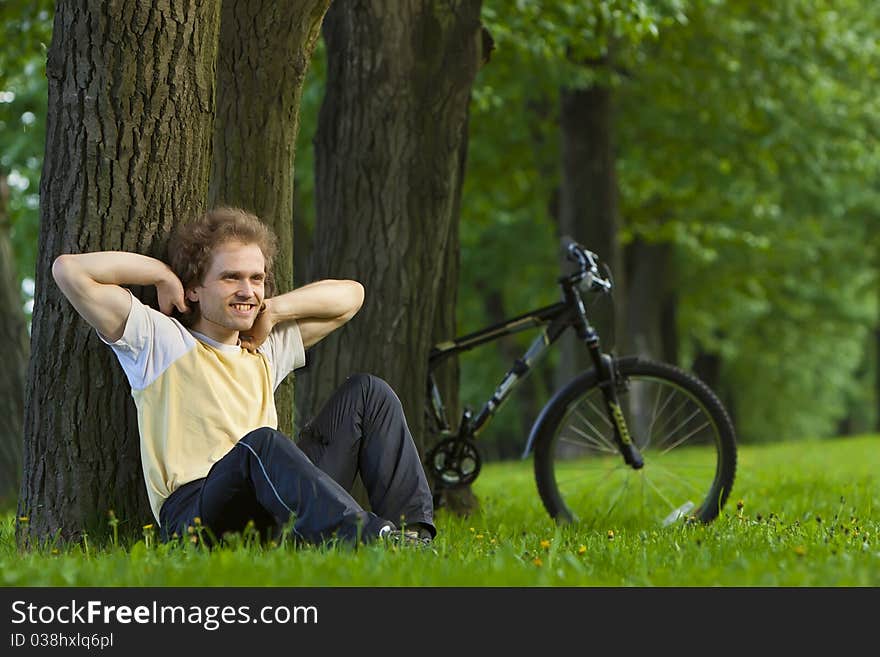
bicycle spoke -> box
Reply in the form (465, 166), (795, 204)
(651, 396), (695, 446)
(582, 397), (614, 429)
(646, 460), (708, 499)
(574, 406), (619, 453)
(640, 472), (680, 515)
(560, 434), (617, 454)
(646, 384), (677, 444)
(648, 386), (663, 440)
(567, 418), (618, 453)
(593, 475), (631, 528)
(555, 462), (625, 491)
(640, 385), (663, 450)
(658, 418), (710, 454)
(657, 408), (700, 449)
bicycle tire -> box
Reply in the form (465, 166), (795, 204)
(533, 356), (737, 529)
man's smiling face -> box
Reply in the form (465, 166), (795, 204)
(187, 241), (266, 344)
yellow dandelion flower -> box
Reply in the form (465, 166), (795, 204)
(540, 539), (551, 549)
(142, 523), (153, 530)
(475, 534), (484, 540)
(607, 530), (615, 540)
(578, 545), (587, 555)
(469, 527), (475, 532)
(490, 539), (496, 545)
(18, 516), (28, 522)
(736, 499), (744, 510)
(532, 557), (543, 567)
(190, 535), (198, 544)
(793, 545), (806, 557)
(194, 516), (202, 525)
(51, 548), (59, 555)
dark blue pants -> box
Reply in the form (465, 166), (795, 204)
(159, 374), (435, 546)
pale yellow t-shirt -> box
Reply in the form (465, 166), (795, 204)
(100, 290), (306, 524)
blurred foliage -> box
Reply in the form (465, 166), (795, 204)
(456, 1), (689, 454)
(0, 0), (52, 309)
(6, 0), (880, 449)
(614, 0), (880, 440)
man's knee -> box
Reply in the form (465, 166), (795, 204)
(238, 427), (294, 454)
(345, 373), (400, 406)
(237, 426), (317, 480)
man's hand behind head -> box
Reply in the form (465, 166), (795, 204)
(156, 274), (189, 316)
(239, 300), (272, 353)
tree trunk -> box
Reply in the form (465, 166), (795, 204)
(555, 81), (624, 392)
(0, 174), (28, 508)
(292, 205), (313, 289)
(19, 0), (220, 544)
(430, 106), (482, 515)
(479, 284), (542, 456)
(209, 0), (330, 436)
(691, 346), (735, 427)
(299, 0), (483, 457)
(624, 237), (676, 362)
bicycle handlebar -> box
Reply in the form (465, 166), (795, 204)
(560, 236), (613, 293)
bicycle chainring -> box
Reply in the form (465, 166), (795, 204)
(426, 438), (482, 488)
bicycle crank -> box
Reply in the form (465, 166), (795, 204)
(426, 438), (482, 488)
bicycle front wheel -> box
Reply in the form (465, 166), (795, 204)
(533, 357), (737, 529)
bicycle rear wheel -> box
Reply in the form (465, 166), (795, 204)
(533, 357), (736, 529)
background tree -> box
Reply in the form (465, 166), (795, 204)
(208, 0), (331, 435)
(449, 1), (679, 458)
(455, 0), (880, 448)
(18, 0), (221, 544)
(614, 0), (880, 441)
(0, 174), (28, 507)
(0, 0), (52, 511)
(296, 0), (485, 467)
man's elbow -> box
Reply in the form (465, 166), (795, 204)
(339, 281), (364, 323)
(52, 254), (77, 291)
(350, 280), (365, 313)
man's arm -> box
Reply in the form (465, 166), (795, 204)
(243, 279), (364, 350)
(52, 252), (188, 342)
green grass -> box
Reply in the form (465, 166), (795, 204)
(2, 435), (877, 586)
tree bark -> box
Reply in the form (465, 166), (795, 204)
(431, 107), (482, 514)
(555, 81), (625, 392)
(691, 346), (735, 427)
(299, 0), (483, 457)
(624, 237), (676, 362)
(209, 0), (330, 436)
(0, 174), (28, 508)
(19, 0), (220, 544)
(478, 283), (542, 459)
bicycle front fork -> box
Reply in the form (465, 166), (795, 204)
(595, 351), (644, 469)
(577, 311), (644, 470)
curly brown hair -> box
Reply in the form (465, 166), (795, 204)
(168, 207), (278, 325)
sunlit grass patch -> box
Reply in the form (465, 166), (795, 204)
(1, 435), (877, 586)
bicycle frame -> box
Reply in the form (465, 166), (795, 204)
(427, 300), (573, 438)
(426, 273), (645, 470)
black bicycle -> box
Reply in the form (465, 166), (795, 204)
(425, 238), (737, 529)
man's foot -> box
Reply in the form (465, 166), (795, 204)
(378, 525), (433, 548)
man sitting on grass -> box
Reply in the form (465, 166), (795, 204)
(51, 206), (435, 547)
